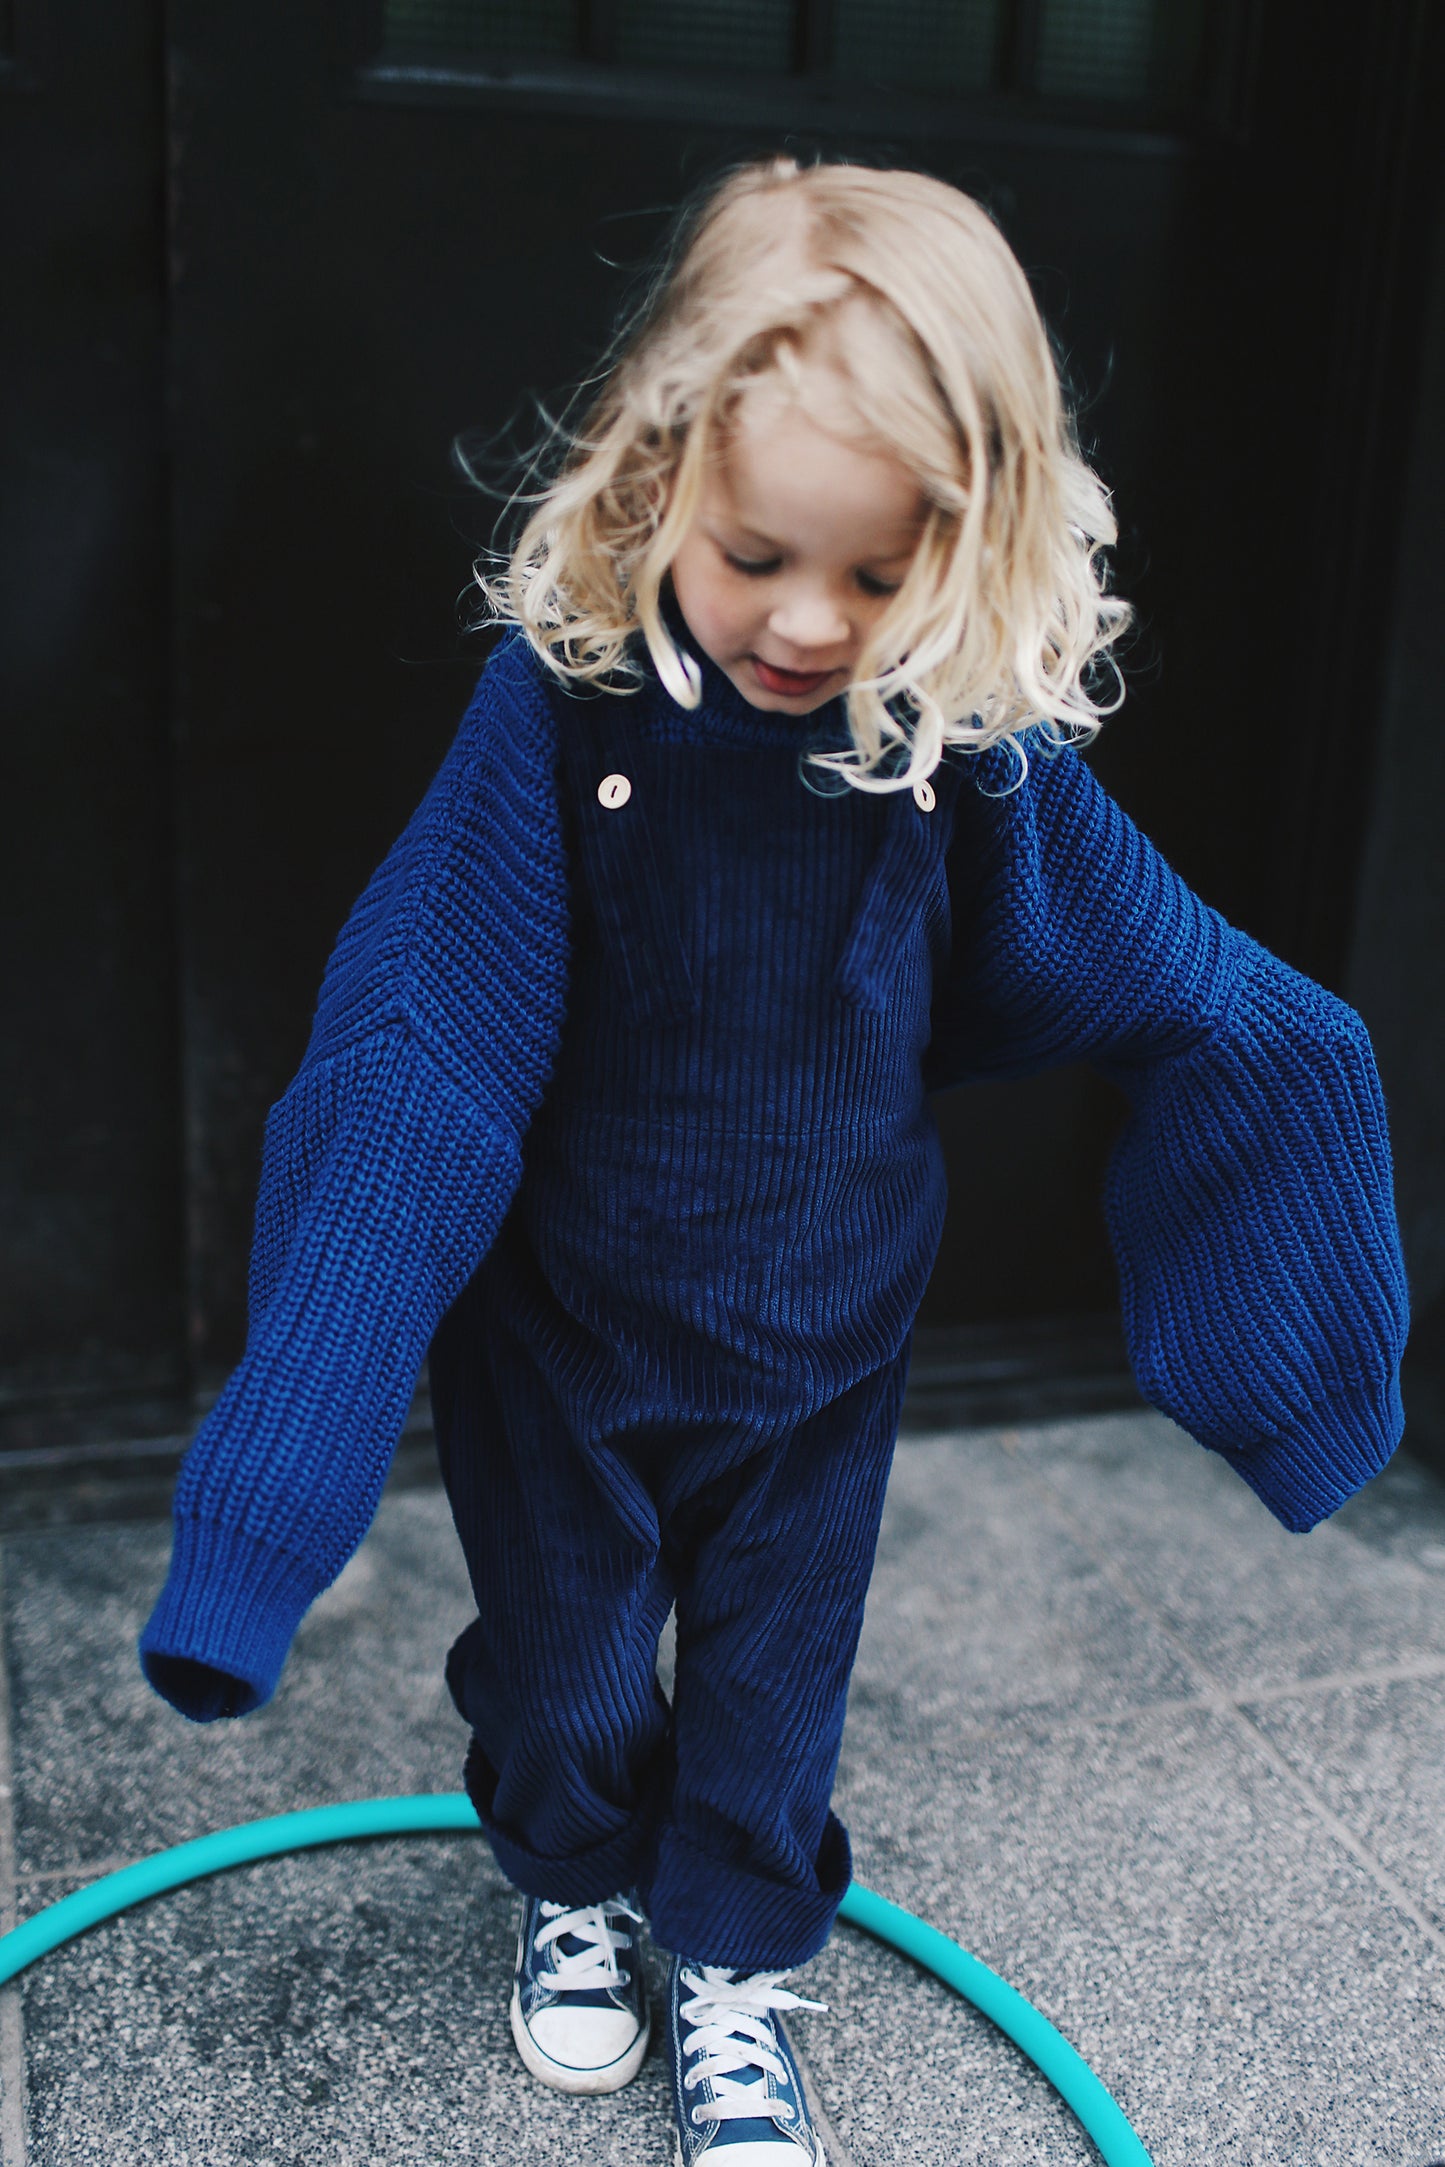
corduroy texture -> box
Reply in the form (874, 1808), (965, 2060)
(139, 628), (1409, 1733)
(434, 1279), (908, 1969)
(431, 672), (943, 1965)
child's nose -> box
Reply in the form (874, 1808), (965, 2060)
(767, 588), (850, 653)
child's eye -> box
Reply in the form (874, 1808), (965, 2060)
(857, 571), (901, 598)
(725, 552), (781, 577)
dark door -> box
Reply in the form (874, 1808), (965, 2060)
(0, 0), (185, 1449)
(5, 0), (1440, 1447)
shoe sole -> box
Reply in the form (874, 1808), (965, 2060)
(671, 2141), (826, 2166)
(509, 1982), (650, 2096)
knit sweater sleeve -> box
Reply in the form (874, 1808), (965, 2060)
(140, 633), (569, 1720)
(926, 738), (1409, 1531)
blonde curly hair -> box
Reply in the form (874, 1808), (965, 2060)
(474, 155), (1132, 793)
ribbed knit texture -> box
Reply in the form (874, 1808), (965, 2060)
(924, 736), (1409, 1532)
(140, 628), (1410, 1724)
(1100, 935), (1406, 1529)
(141, 643), (570, 1715)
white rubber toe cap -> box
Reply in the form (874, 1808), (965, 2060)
(510, 1988), (649, 2095)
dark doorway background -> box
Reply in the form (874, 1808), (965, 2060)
(3, 0), (1443, 1477)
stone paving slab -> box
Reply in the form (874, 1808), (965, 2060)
(1245, 1676), (1445, 1936)
(18, 1843), (676, 2167)
(838, 1698), (1445, 2166)
(837, 1427), (1201, 1743)
(1006, 1414), (1445, 1693)
(4, 1505), (478, 1879)
(1, 1410), (1443, 2165)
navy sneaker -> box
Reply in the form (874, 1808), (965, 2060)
(666, 1956), (828, 2165)
(509, 1892), (650, 2095)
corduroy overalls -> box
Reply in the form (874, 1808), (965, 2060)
(430, 670), (965, 1972)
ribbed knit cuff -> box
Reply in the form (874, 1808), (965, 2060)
(1227, 1368), (1407, 1535)
(139, 1517), (327, 1722)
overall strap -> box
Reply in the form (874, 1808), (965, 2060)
(834, 761), (964, 1012)
(556, 689), (962, 1024)
(555, 703), (699, 1029)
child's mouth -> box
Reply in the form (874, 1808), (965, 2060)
(751, 656), (835, 697)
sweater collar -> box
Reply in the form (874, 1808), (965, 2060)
(633, 593), (851, 754)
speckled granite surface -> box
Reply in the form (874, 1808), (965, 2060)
(1, 1408), (1443, 2166)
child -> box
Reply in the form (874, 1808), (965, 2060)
(139, 157), (1408, 2160)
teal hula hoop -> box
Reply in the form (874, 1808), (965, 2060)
(0, 1794), (1152, 2166)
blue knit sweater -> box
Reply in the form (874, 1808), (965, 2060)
(139, 630), (1410, 1721)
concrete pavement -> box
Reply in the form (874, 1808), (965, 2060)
(0, 1404), (1442, 2164)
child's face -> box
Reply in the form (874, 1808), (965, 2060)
(669, 371), (928, 714)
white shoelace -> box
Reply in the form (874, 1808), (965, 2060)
(534, 1896), (643, 1994)
(679, 1965), (827, 2129)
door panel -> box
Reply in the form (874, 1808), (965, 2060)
(0, 0), (184, 1445)
(166, 1), (1438, 1375)
(4, 3), (1436, 1446)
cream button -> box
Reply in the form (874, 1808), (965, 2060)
(598, 773), (632, 809)
(913, 777), (936, 812)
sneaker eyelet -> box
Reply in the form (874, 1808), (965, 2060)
(690, 2108), (705, 2127)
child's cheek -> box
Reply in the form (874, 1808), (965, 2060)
(670, 552), (730, 667)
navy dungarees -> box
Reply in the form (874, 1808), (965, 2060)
(430, 654), (965, 1971)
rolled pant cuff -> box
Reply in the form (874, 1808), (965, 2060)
(463, 1742), (657, 1906)
(645, 1813), (852, 1973)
